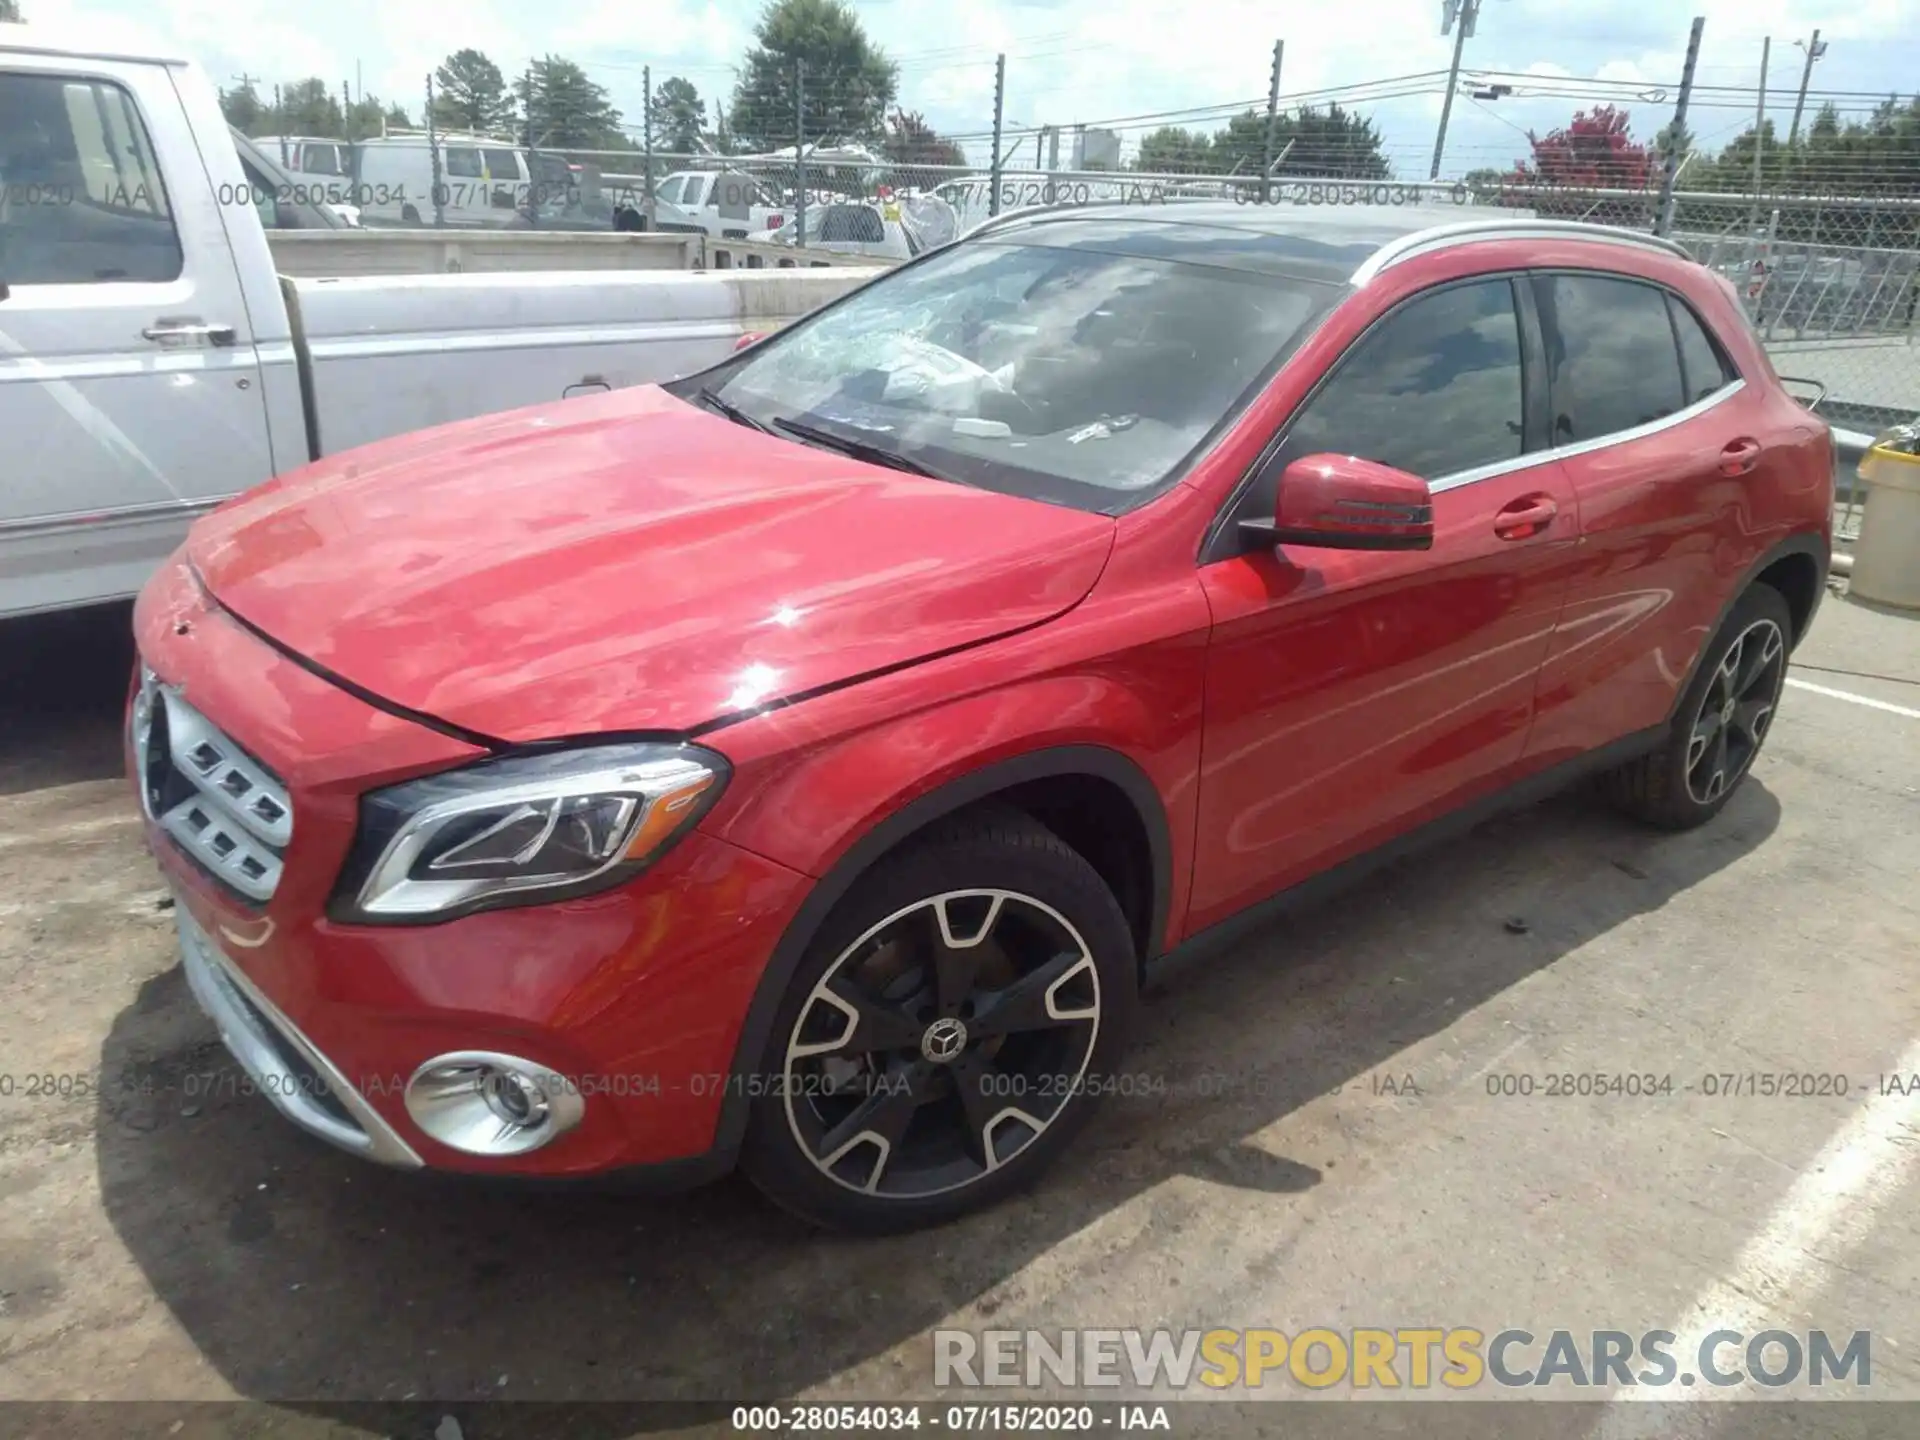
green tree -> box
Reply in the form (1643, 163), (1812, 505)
(220, 81), (266, 133)
(279, 78), (345, 138)
(524, 55), (625, 149)
(434, 49), (514, 135)
(1134, 125), (1213, 173)
(729, 0), (898, 150)
(346, 95), (400, 140)
(0, 1), (22, 21)
(1273, 104), (1391, 179)
(649, 75), (706, 153)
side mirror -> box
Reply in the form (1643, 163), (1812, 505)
(1240, 453), (1434, 552)
(733, 331), (768, 352)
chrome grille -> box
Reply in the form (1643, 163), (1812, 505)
(134, 667), (293, 903)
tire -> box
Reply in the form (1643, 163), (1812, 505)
(400, 203), (421, 224)
(739, 809), (1138, 1233)
(1602, 584), (1793, 830)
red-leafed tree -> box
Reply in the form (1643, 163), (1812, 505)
(1514, 105), (1655, 190)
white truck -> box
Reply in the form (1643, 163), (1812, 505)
(0, 26), (885, 618)
(609, 168), (790, 240)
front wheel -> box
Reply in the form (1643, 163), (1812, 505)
(1603, 584), (1792, 829)
(740, 811), (1138, 1232)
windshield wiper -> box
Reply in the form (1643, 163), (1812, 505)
(771, 416), (952, 482)
(695, 386), (774, 434)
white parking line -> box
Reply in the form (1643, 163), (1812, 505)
(1595, 1034), (1920, 1433)
(1786, 676), (1920, 720)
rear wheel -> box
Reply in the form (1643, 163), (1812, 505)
(1603, 584), (1792, 829)
(740, 811), (1137, 1232)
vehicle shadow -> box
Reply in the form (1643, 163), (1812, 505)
(0, 602), (134, 797)
(93, 779), (1782, 1434)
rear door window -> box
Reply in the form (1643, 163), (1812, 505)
(483, 148), (521, 181)
(1270, 277), (1525, 483)
(443, 146), (482, 178)
(0, 71), (181, 283)
(1534, 274), (1686, 444)
(1668, 295), (1737, 405)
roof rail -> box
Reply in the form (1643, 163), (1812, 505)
(1351, 219), (1693, 285)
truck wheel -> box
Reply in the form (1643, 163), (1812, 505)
(740, 810), (1137, 1233)
(1602, 584), (1792, 830)
(401, 203), (421, 224)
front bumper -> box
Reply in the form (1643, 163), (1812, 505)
(132, 558), (813, 1179)
(177, 901), (423, 1167)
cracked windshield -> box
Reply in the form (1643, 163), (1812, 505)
(714, 240), (1329, 505)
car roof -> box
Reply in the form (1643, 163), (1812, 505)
(974, 200), (1690, 288)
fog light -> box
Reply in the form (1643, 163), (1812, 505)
(404, 1051), (584, 1157)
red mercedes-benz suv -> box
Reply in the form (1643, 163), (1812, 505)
(129, 203), (1832, 1231)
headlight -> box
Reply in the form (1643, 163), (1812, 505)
(331, 743), (728, 923)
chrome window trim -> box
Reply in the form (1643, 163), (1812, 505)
(1352, 220), (1693, 287)
(1428, 378), (1746, 494)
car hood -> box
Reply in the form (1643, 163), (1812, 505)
(189, 387), (1115, 744)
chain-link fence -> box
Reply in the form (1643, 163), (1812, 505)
(309, 130), (1920, 466)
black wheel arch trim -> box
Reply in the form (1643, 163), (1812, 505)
(704, 743), (1173, 1165)
(1665, 531), (1827, 726)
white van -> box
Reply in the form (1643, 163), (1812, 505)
(253, 134), (351, 182)
(352, 130), (531, 227)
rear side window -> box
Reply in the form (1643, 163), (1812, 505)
(444, 146), (482, 178)
(0, 72), (181, 283)
(1535, 274), (1685, 443)
(482, 148), (521, 181)
(819, 204), (887, 244)
(1669, 295), (1737, 405)
(302, 143), (346, 176)
(1272, 277), (1525, 483)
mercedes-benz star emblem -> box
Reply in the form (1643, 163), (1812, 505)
(920, 1017), (968, 1065)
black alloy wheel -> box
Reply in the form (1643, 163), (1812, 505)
(1604, 583), (1795, 829)
(741, 811), (1137, 1232)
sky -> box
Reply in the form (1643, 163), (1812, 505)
(16, 0), (1920, 177)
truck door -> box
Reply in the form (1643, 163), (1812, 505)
(0, 57), (274, 616)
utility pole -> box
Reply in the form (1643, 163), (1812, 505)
(1786, 28), (1825, 145)
(341, 80), (351, 139)
(1430, 0), (1480, 180)
(1749, 37), (1769, 228)
(425, 74), (444, 226)
(988, 53), (1006, 217)
(1655, 16), (1705, 237)
(231, 71), (261, 132)
(1261, 39), (1284, 202)
(794, 59), (807, 247)
(273, 84), (286, 162)
(642, 64), (655, 226)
